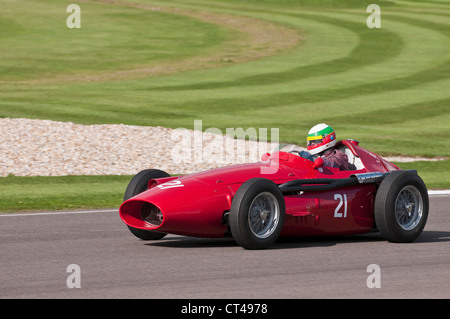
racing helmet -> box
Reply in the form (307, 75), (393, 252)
(306, 123), (336, 155)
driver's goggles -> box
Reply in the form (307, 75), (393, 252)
(307, 135), (323, 146)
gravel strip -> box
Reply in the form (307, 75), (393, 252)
(0, 118), (441, 177)
(0, 118), (277, 176)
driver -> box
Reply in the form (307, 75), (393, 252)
(300, 123), (349, 170)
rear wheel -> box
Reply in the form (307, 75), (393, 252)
(230, 178), (285, 249)
(123, 169), (170, 240)
(374, 171), (429, 243)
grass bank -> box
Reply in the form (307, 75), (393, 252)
(0, 175), (130, 213)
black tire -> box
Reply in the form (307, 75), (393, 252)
(230, 178), (286, 249)
(123, 169), (170, 240)
(374, 171), (429, 243)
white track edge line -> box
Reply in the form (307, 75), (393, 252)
(0, 209), (118, 217)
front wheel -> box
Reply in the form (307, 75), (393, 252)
(374, 171), (429, 243)
(230, 178), (285, 249)
(123, 169), (170, 240)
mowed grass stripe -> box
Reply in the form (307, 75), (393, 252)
(142, 7), (449, 157)
(139, 13), (359, 91)
(0, 1), (230, 81)
(1, 27), (447, 135)
(148, 11), (448, 108)
(140, 0), (446, 90)
(139, 9), (446, 105)
(324, 97), (450, 126)
(394, 0), (450, 9)
(0, 2), (446, 104)
(152, 14), (403, 91)
(0, 0), (302, 83)
(153, 57), (450, 114)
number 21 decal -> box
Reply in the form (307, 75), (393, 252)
(334, 194), (347, 218)
(157, 180), (184, 190)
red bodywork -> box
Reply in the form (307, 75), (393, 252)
(119, 140), (399, 239)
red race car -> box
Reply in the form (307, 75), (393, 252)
(119, 139), (429, 249)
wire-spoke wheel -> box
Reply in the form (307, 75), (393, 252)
(395, 185), (424, 231)
(375, 171), (429, 243)
(230, 178), (285, 249)
(248, 192), (281, 239)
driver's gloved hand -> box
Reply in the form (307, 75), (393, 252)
(299, 150), (314, 161)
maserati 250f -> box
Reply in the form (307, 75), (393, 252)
(119, 139), (429, 249)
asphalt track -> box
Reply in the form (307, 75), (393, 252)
(1, 195), (449, 300)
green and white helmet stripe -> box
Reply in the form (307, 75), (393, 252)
(307, 123), (333, 139)
(306, 123), (336, 155)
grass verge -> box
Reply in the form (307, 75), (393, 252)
(0, 175), (130, 213)
(393, 160), (450, 191)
